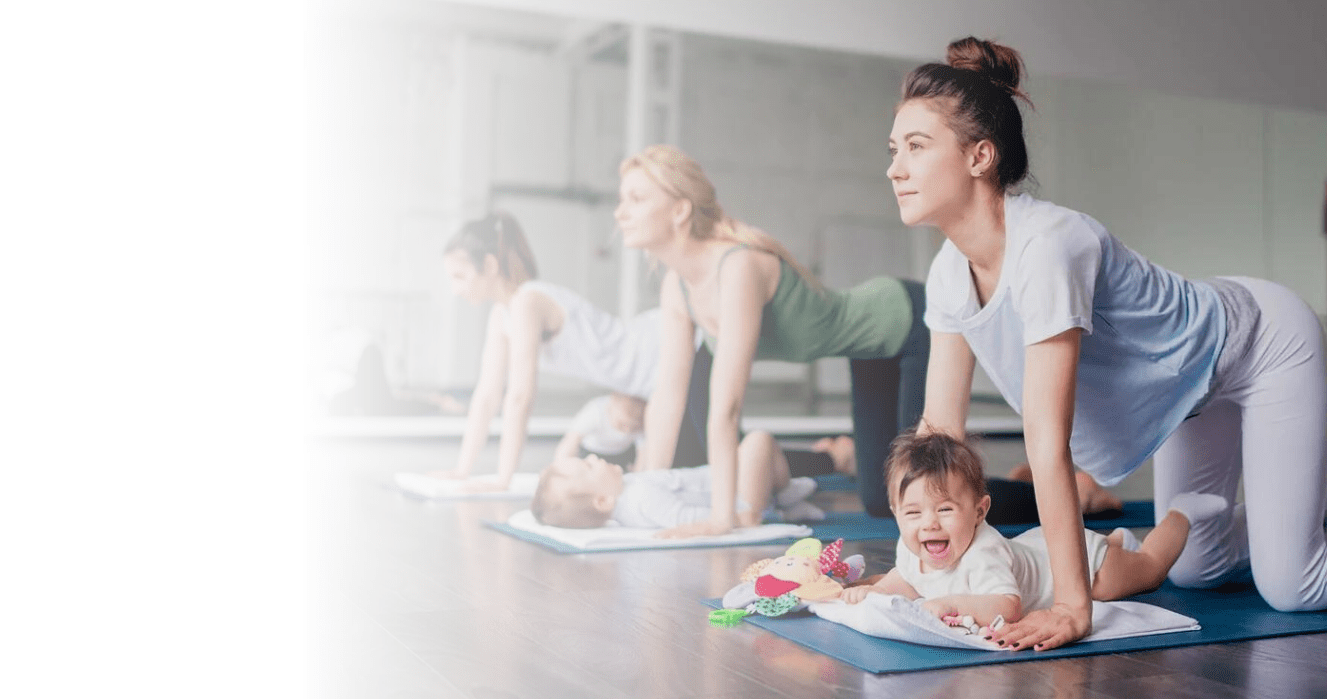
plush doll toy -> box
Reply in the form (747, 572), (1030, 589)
(710, 538), (865, 627)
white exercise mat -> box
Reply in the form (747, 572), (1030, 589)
(504, 509), (813, 550)
(395, 472), (540, 500)
(808, 593), (1201, 650)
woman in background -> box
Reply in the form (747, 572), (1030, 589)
(431, 213), (666, 491)
(615, 144), (932, 532)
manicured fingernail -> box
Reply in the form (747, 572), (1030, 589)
(996, 640), (1005, 646)
(1011, 642), (1020, 648)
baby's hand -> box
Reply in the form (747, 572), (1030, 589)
(921, 599), (959, 620)
(839, 586), (876, 604)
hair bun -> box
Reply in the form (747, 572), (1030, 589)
(946, 36), (1026, 99)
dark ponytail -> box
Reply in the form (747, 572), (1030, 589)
(443, 211), (539, 280)
(902, 37), (1033, 192)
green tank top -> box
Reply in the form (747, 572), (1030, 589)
(679, 247), (914, 362)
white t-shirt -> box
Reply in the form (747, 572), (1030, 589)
(516, 281), (661, 400)
(895, 522), (1110, 613)
(610, 468), (715, 529)
(570, 396), (644, 455)
(924, 194), (1225, 486)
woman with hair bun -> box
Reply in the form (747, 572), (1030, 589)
(615, 144), (932, 533)
(892, 37), (1327, 649)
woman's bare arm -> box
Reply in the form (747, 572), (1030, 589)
(660, 250), (771, 538)
(989, 328), (1092, 651)
(441, 305), (510, 478)
(917, 330), (976, 438)
(487, 290), (550, 489)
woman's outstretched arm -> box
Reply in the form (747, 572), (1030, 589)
(660, 251), (769, 538)
(438, 304), (510, 478)
(486, 290), (550, 489)
(989, 328), (1092, 651)
(917, 330), (976, 438)
(639, 270), (696, 472)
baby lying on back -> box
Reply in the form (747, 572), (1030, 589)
(531, 431), (822, 529)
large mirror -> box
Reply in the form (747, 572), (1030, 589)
(308, 0), (1327, 427)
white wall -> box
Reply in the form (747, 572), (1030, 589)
(457, 0), (1327, 115)
(671, 33), (1327, 397)
(676, 34), (925, 391)
(315, 0), (1327, 403)
(1028, 80), (1327, 316)
(312, 2), (631, 391)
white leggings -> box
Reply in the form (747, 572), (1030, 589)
(1154, 277), (1327, 611)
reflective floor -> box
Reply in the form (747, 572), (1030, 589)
(309, 433), (1327, 699)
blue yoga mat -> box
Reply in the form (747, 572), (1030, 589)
(484, 502), (1154, 553)
(812, 473), (856, 492)
(481, 520), (818, 554)
(703, 582), (1327, 673)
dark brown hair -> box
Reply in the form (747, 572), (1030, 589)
(443, 211), (539, 280)
(901, 36), (1033, 192)
(886, 430), (988, 506)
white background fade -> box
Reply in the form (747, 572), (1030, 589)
(3, 2), (305, 697)
(3, 0), (1324, 696)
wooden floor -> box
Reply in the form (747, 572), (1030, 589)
(309, 435), (1327, 699)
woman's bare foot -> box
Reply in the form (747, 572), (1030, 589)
(1005, 463), (1123, 515)
(811, 437), (837, 452)
(812, 436), (857, 477)
(824, 436), (856, 477)
(1007, 462), (1033, 482)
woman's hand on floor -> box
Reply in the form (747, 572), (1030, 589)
(986, 603), (1091, 651)
(454, 479), (509, 494)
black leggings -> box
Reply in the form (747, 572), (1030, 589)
(849, 279), (930, 516)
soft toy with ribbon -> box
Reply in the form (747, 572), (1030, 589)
(709, 537), (866, 627)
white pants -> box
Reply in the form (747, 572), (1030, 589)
(1153, 277), (1327, 611)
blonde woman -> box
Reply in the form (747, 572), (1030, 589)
(615, 145), (931, 534)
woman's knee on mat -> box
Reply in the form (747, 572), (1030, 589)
(1249, 551), (1327, 612)
(1256, 585), (1325, 613)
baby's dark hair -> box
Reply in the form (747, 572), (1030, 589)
(530, 468), (612, 529)
(443, 211), (539, 280)
(886, 429), (988, 506)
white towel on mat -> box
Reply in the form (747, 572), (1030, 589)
(504, 509), (812, 550)
(808, 594), (1200, 650)
(395, 472), (540, 500)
